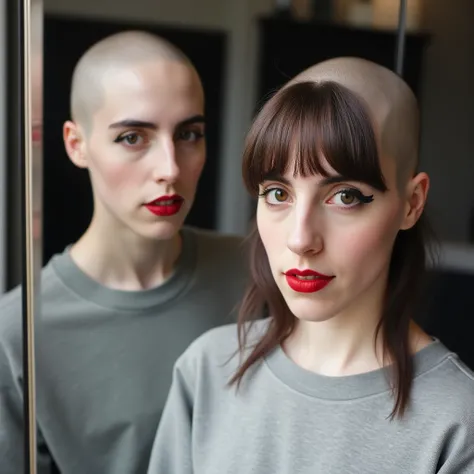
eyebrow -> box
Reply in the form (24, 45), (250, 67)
(108, 114), (206, 130)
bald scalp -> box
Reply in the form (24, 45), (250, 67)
(288, 57), (420, 186)
(70, 30), (195, 132)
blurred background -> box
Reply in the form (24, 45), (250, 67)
(1, 0), (473, 362)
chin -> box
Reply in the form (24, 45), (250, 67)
(277, 279), (339, 323)
(137, 218), (185, 241)
(286, 299), (338, 323)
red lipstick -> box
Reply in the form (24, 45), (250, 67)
(283, 269), (334, 293)
(144, 194), (184, 217)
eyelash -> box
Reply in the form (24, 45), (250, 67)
(114, 129), (205, 146)
(114, 132), (145, 146)
(176, 129), (205, 142)
(258, 186), (374, 209)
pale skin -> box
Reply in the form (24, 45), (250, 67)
(258, 58), (432, 377)
(63, 32), (206, 290)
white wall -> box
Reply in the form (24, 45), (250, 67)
(44, 0), (274, 236)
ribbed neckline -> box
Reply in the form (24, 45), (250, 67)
(265, 337), (451, 400)
(50, 227), (197, 312)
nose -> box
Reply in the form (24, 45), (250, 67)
(286, 206), (324, 257)
(151, 137), (180, 183)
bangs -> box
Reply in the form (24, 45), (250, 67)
(242, 80), (387, 195)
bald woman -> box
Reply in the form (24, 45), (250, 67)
(148, 57), (474, 474)
(0, 31), (250, 474)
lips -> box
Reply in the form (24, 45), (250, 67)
(283, 268), (334, 293)
(144, 194), (184, 217)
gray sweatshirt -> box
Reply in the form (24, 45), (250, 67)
(0, 226), (249, 474)
(148, 319), (474, 474)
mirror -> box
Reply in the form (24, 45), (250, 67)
(3, 0), (44, 471)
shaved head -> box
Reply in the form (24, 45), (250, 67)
(288, 57), (420, 185)
(70, 30), (197, 132)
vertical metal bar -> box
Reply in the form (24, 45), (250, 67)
(20, 0), (36, 470)
(395, 0), (407, 76)
(20, 0), (43, 471)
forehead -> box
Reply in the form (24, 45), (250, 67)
(95, 60), (204, 125)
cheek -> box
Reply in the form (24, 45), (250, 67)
(190, 157), (206, 181)
(97, 163), (137, 188)
(180, 153), (206, 188)
(89, 150), (141, 195)
(330, 207), (401, 272)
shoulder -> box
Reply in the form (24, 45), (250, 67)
(174, 318), (270, 381)
(440, 354), (474, 411)
(428, 351), (474, 398)
(425, 354), (474, 469)
(414, 346), (474, 425)
(0, 256), (64, 346)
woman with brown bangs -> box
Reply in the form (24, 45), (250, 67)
(147, 57), (474, 474)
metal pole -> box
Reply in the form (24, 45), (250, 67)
(395, 0), (407, 76)
(20, 0), (43, 471)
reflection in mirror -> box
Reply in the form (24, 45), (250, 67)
(18, 14), (249, 474)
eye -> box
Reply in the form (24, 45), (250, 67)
(336, 190), (356, 206)
(328, 188), (374, 208)
(259, 187), (290, 205)
(124, 134), (141, 145)
(114, 132), (146, 147)
(176, 129), (204, 142)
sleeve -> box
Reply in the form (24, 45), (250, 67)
(0, 345), (54, 474)
(147, 356), (195, 474)
(437, 416), (474, 473)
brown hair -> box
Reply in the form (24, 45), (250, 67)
(230, 80), (431, 419)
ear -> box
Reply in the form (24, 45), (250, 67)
(400, 172), (430, 230)
(63, 120), (88, 169)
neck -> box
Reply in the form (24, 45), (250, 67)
(284, 307), (384, 377)
(69, 214), (182, 291)
(283, 284), (433, 377)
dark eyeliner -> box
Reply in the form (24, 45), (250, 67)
(340, 188), (374, 204)
(114, 133), (132, 143)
